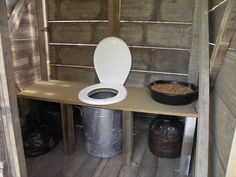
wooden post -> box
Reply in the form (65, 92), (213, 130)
(0, 1), (28, 176)
(188, 0), (200, 85)
(60, 103), (75, 154)
(210, 0), (236, 87)
(195, 0), (210, 176)
(122, 111), (133, 166)
(108, 0), (120, 37)
(179, 117), (197, 176)
(35, 0), (50, 80)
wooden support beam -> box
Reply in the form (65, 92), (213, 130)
(108, 0), (120, 37)
(0, 1), (28, 176)
(210, 0), (236, 87)
(8, 0), (31, 38)
(122, 111), (133, 166)
(60, 104), (75, 154)
(188, 0), (200, 85)
(195, 0), (210, 177)
(35, 0), (49, 80)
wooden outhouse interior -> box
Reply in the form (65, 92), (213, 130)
(0, 0), (236, 177)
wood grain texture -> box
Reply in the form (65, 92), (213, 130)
(229, 32), (236, 49)
(35, 0), (48, 80)
(26, 117), (186, 177)
(60, 104), (75, 154)
(210, 0), (236, 86)
(122, 111), (133, 166)
(8, 0), (29, 38)
(209, 2), (227, 44)
(108, 0), (120, 36)
(50, 66), (188, 88)
(17, 80), (198, 117)
(0, 2), (27, 176)
(214, 51), (236, 116)
(49, 46), (190, 74)
(47, 0), (108, 21)
(195, 0), (210, 177)
(49, 22), (110, 44)
(120, 0), (194, 22)
(120, 23), (192, 48)
(188, 0), (200, 85)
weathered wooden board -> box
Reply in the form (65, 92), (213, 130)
(11, 40), (39, 60)
(136, 147), (156, 177)
(209, 131), (226, 177)
(210, 90), (236, 170)
(210, 0), (236, 86)
(47, 0), (108, 20)
(13, 4), (37, 40)
(50, 45), (95, 66)
(50, 66), (98, 83)
(26, 118), (188, 177)
(209, 2), (227, 44)
(49, 23), (110, 43)
(120, 0), (194, 22)
(229, 32), (236, 49)
(14, 65), (41, 88)
(50, 46), (190, 73)
(0, 1), (27, 176)
(120, 23), (192, 48)
(17, 80), (198, 117)
(214, 51), (236, 116)
(51, 66), (187, 87)
(195, 0), (210, 176)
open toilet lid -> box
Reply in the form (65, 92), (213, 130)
(94, 37), (132, 85)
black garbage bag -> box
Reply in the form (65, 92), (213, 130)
(20, 112), (42, 139)
(148, 115), (184, 158)
(23, 125), (61, 157)
(21, 102), (62, 157)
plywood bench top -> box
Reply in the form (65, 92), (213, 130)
(17, 80), (198, 117)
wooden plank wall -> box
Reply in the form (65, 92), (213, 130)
(6, 0), (41, 89)
(46, 0), (195, 87)
(209, 0), (236, 176)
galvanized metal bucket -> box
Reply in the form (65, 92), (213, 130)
(81, 92), (122, 158)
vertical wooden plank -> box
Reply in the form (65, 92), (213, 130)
(8, 0), (30, 38)
(225, 127), (236, 177)
(179, 117), (197, 176)
(188, 0), (200, 85)
(60, 103), (75, 154)
(35, 0), (49, 80)
(122, 111), (133, 166)
(0, 1), (28, 177)
(210, 0), (236, 86)
(195, 0), (210, 177)
(108, 0), (120, 37)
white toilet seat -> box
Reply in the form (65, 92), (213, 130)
(78, 37), (131, 105)
(78, 83), (127, 105)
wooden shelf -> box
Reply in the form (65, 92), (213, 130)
(17, 80), (198, 117)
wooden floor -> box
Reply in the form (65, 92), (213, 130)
(26, 117), (192, 177)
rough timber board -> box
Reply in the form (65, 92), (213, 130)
(210, 90), (236, 170)
(50, 46), (190, 74)
(17, 80), (197, 117)
(26, 118), (188, 177)
(120, 0), (194, 22)
(47, 0), (108, 21)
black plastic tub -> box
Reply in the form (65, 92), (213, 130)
(149, 80), (198, 105)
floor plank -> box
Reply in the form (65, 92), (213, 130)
(26, 117), (192, 177)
